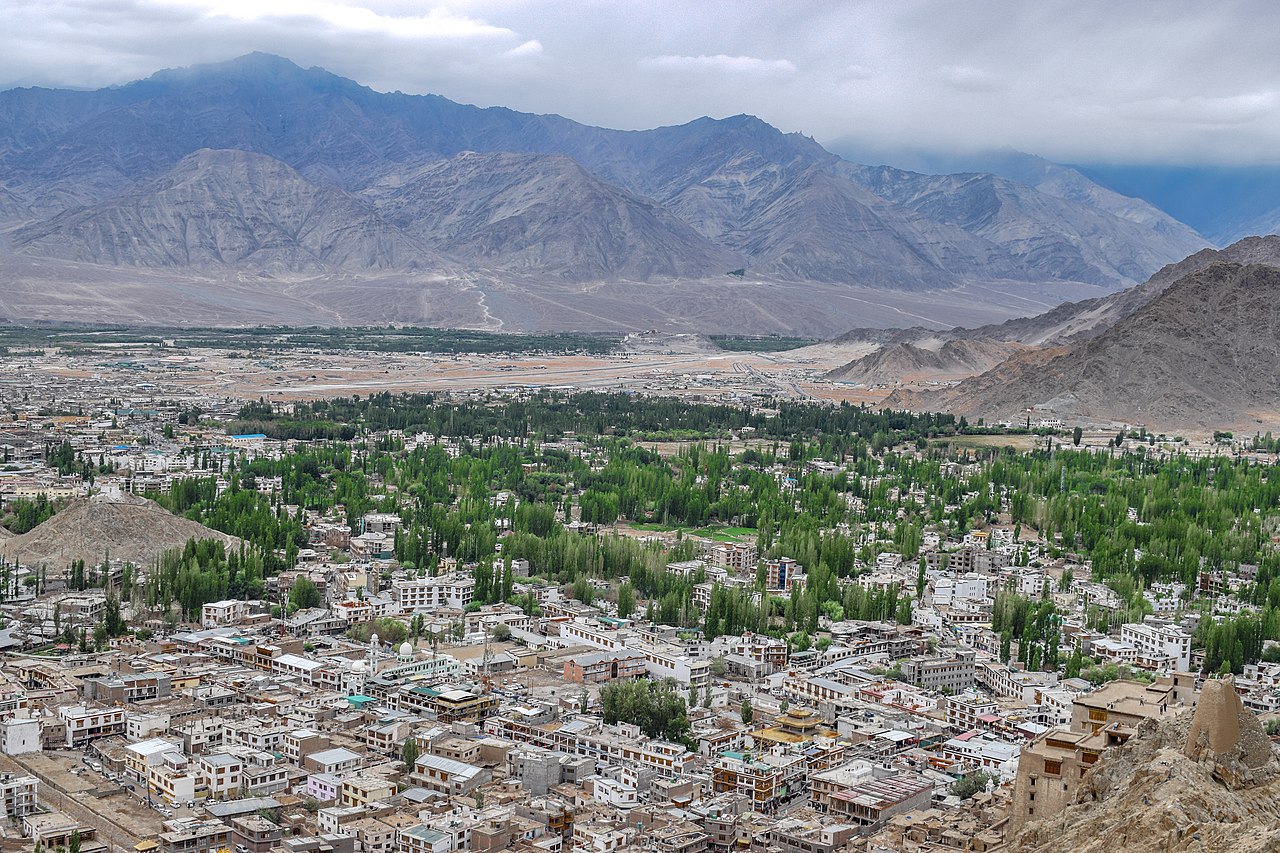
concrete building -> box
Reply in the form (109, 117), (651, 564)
(392, 575), (475, 612)
(159, 819), (233, 853)
(563, 650), (647, 684)
(59, 705), (126, 746)
(711, 750), (807, 814)
(412, 753), (490, 796)
(900, 649), (976, 694)
(708, 543), (758, 573)
(0, 774), (38, 817)
(0, 718), (41, 755)
(202, 599), (249, 627)
(1118, 619), (1193, 672)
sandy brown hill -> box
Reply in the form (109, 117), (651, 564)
(826, 338), (1028, 384)
(886, 261), (1280, 429)
(1010, 679), (1280, 853)
(833, 235), (1280, 349)
(0, 491), (241, 568)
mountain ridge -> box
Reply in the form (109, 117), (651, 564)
(0, 53), (1213, 332)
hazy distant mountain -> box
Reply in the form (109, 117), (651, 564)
(1077, 163), (1280, 245)
(843, 163), (1205, 287)
(10, 149), (438, 272)
(0, 53), (1216, 331)
(884, 248), (1280, 428)
(365, 151), (740, 281)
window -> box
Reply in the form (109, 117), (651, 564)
(1044, 760), (1062, 776)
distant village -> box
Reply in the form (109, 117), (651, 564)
(0, 351), (1276, 853)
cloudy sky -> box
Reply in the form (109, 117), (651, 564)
(3, 0), (1278, 166)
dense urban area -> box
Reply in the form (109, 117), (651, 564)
(0, 334), (1278, 853)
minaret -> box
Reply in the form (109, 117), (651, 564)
(368, 632), (379, 674)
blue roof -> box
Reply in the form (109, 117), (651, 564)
(230, 434), (267, 440)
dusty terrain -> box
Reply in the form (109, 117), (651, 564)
(2, 340), (895, 405)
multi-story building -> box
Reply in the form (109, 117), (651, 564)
(1011, 674), (1199, 833)
(707, 543), (758, 573)
(827, 774), (933, 828)
(1118, 619), (1193, 672)
(197, 753), (242, 799)
(631, 641), (711, 690)
(725, 632), (788, 670)
(1070, 673), (1197, 734)
(0, 774), (38, 817)
(392, 574), (475, 612)
(0, 719), (40, 756)
(202, 599), (249, 627)
(58, 705), (125, 746)
(563, 650), (647, 684)
(946, 691), (1000, 731)
(159, 819), (233, 853)
(711, 750), (806, 814)
(937, 731), (1021, 776)
(412, 753), (490, 796)
(148, 753), (201, 805)
(763, 558), (804, 592)
(487, 717), (697, 776)
(125, 737), (184, 781)
(231, 815), (283, 853)
(82, 672), (172, 703)
(339, 775), (395, 808)
(900, 649), (976, 694)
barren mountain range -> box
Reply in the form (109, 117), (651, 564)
(855, 237), (1280, 428)
(0, 53), (1210, 333)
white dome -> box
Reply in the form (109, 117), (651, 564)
(352, 660), (368, 673)
(399, 642), (413, 657)
(370, 633), (379, 645)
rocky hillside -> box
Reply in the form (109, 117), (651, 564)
(1010, 679), (1280, 853)
(0, 491), (241, 568)
(843, 163), (1204, 287)
(834, 235), (1280, 349)
(885, 260), (1280, 428)
(10, 149), (442, 273)
(0, 53), (1211, 331)
(365, 151), (740, 281)
(825, 338), (1027, 384)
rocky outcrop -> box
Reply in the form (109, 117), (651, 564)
(1010, 679), (1280, 853)
(1184, 677), (1275, 785)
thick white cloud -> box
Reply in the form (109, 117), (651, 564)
(2, 0), (1279, 165)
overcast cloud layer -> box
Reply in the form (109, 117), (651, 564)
(3, 0), (1278, 166)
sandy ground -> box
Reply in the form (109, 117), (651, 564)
(0, 750), (165, 845)
(3, 342), (904, 407)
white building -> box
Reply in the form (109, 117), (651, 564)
(0, 719), (40, 756)
(0, 774), (38, 817)
(59, 705), (126, 746)
(393, 574), (475, 612)
(202, 599), (248, 627)
(1119, 620), (1192, 672)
